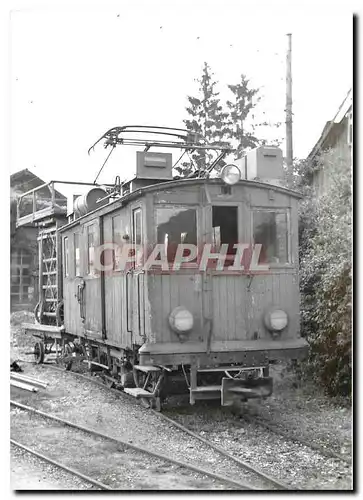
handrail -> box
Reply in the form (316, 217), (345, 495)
(17, 180), (115, 201)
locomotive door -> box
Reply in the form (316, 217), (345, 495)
(82, 219), (103, 338)
(203, 202), (248, 342)
(127, 207), (146, 345)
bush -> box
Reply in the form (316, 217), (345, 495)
(298, 150), (352, 398)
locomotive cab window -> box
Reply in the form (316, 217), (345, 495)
(253, 210), (289, 264)
(212, 206), (238, 255)
(74, 233), (80, 276)
(63, 237), (69, 277)
(87, 225), (96, 275)
(133, 208), (143, 267)
(156, 207), (197, 263)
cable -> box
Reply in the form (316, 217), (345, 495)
(172, 150), (187, 170)
(93, 145), (116, 184)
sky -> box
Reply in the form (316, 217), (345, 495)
(8, 0), (354, 196)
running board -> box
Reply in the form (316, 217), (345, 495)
(123, 388), (155, 399)
(22, 323), (65, 333)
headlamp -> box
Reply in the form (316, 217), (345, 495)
(169, 306), (194, 335)
(264, 309), (288, 332)
(220, 164), (241, 185)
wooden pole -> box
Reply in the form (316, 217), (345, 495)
(286, 33), (293, 186)
(10, 380), (38, 392)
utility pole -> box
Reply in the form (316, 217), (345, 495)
(286, 33), (293, 186)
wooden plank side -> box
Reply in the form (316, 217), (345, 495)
(234, 276), (247, 340)
(149, 273), (163, 341)
(84, 277), (102, 335)
(64, 279), (83, 336)
(160, 273), (172, 342)
(104, 275), (122, 346)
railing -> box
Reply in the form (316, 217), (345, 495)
(16, 180), (115, 228)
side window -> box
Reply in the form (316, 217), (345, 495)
(74, 233), (80, 276)
(64, 237), (69, 277)
(156, 207), (197, 263)
(212, 206), (238, 255)
(87, 225), (96, 275)
(133, 209), (143, 267)
(253, 210), (289, 264)
(112, 214), (123, 270)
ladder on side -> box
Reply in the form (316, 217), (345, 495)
(36, 218), (65, 326)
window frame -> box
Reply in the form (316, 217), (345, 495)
(211, 204), (240, 257)
(154, 204), (200, 268)
(74, 232), (81, 277)
(10, 248), (32, 303)
(63, 237), (69, 277)
(251, 207), (292, 267)
(86, 224), (96, 276)
(132, 207), (143, 269)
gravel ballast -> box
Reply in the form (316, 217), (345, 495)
(11, 362), (352, 490)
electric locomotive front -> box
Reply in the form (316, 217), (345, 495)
(131, 173), (308, 407)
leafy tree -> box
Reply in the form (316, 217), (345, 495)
(179, 62), (230, 176)
(298, 149), (352, 398)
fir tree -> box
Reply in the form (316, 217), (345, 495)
(179, 62), (230, 176)
(226, 74), (260, 159)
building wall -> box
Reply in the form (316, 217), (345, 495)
(10, 225), (39, 311)
(312, 109), (352, 197)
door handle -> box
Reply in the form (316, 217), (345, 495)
(76, 279), (85, 322)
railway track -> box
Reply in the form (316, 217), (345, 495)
(11, 400), (278, 491)
(12, 365), (291, 490)
(237, 413), (352, 465)
(16, 362), (352, 489)
(11, 439), (112, 490)
(50, 365), (291, 489)
(42, 364), (351, 467)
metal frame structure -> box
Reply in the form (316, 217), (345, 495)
(88, 125), (234, 177)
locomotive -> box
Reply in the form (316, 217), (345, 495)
(18, 126), (308, 410)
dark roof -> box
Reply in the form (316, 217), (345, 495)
(306, 89), (352, 165)
(10, 168), (66, 200)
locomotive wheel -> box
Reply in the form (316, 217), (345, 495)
(59, 344), (73, 371)
(34, 341), (45, 364)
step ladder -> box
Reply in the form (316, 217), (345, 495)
(37, 217), (66, 326)
(124, 365), (164, 410)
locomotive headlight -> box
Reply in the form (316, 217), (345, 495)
(220, 164), (241, 185)
(264, 309), (288, 332)
(169, 306), (194, 334)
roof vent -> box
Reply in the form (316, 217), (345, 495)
(136, 151), (173, 181)
(236, 146), (284, 186)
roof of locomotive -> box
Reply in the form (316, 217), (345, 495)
(59, 177), (302, 232)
